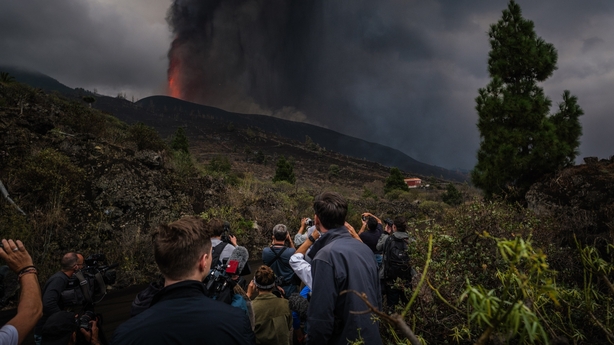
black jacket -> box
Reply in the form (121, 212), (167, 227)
(307, 226), (383, 345)
(111, 280), (255, 345)
(34, 271), (71, 334)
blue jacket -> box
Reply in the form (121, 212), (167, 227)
(306, 226), (383, 345)
(111, 280), (255, 345)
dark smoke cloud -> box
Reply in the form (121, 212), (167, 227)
(166, 0), (614, 170)
(1, 0), (612, 169)
(167, 0), (489, 169)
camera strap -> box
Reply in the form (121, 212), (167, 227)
(265, 246), (288, 266)
(74, 271), (93, 304)
(94, 272), (107, 298)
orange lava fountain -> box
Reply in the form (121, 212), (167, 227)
(167, 56), (182, 99)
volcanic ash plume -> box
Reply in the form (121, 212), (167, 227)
(166, 0), (320, 119)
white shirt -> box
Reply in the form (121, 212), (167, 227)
(0, 325), (18, 345)
(289, 253), (312, 290)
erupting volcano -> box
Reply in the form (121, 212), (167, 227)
(167, 58), (181, 99)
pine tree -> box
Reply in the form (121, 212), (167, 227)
(384, 167), (409, 194)
(442, 183), (463, 206)
(472, 1), (583, 201)
(171, 127), (190, 154)
(273, 156), (296, 184)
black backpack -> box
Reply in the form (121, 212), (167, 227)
(383, 235), (412, 282)
(211, 242), (229, 268)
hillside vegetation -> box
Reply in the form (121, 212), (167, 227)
(1, 81), (613, 344)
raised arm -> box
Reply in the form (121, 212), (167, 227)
(1, 239), (42, 345)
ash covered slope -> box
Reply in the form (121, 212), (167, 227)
(527, 156), (614, 245)
(135, 96), (467, 182)
(0, 82), (226, 283)
(1, 66), (467, 181)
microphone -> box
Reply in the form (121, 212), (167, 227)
(226, 246), (250, 275)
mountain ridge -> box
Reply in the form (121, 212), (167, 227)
(1, 65), (467, 181)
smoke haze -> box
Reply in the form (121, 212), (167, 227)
(1, 0), (613, 170)
(166, 0), (488, 169)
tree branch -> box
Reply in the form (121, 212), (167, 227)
(341, 289), (421, 345)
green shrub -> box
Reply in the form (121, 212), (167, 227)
(273, 156), (296, 184)
(170, 127), (190, 154)
(384, 167), (409, 194)
(208, 155), (232, 173)
(328, 164), (340, 179)
(17, 148), (85, 204)
(442, 183), (463, 206)
(169, 150), (196, 177)
(127, 122), (167, 151)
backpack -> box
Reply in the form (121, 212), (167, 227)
(211, 242), (229, 268)
(130, 277), (164, 317)
(383, 235), (412, 282)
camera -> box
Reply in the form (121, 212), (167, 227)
(361, 215), (368, 222)
(77, 310), (96, 330)
(384, 218), (394, 226)
(82, 254), (118, 289)
(220, 221), (233, 244)
(305, 218), (314, 227)
(203, 261), (241, 304)
(63, 253), (117, 306)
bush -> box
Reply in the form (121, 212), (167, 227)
(17, 148), (85, 204)
(127, 122), (167, 151)
(384, 167), (409, 194)
(170, 127), (189, 154)
(328, 164), (340, 179)
(442, 183), (463, 206)
(169, 150), (196, 177)
(208, 155), (232, 174)
(273, 156), (296, 184)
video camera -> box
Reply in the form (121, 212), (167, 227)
(81, 253), (119, 292)
(62, 253), (118, 307)
(220, 221), (233, 244)
(203, 259), (242, 303)
(203, 246), (250, 304)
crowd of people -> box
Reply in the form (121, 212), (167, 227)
(0, 191), (414, 345)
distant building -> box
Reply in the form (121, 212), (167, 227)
(404, 178), (422, 188)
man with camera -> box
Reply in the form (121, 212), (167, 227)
(306, 192), (382, 345)
(40, 311), (100, 345)
(0, 239), (42, 345)
(294, 217), (316, 247)
(358, 213), (384, 269)
(34, 252), (84, 345)
(262, 224), (298, 297)
(111, 216), (255, 345)
(210, 221), (238, 267)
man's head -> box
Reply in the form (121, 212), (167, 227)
(272, 224), (288, 241)
(367, 217), (378, 231)
(152, 216), (214, 282)
(60, 253), (82, 276)
(313, 192), (347, 231)
(211, 220), (226, 238)
(393, 216), (407, 232)
(41, 311), (77, 345)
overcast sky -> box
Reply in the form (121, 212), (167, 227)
(1, 0), (612, 170)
